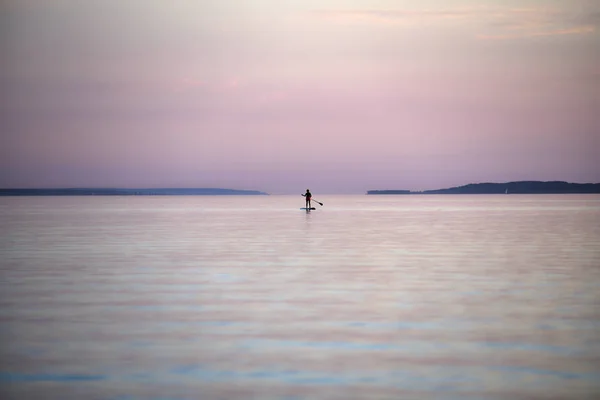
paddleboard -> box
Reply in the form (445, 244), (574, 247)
(300, 207), (316, 210)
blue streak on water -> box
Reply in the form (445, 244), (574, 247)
(167, 363), (485, 390)
(211, 273), (243, 282)
(489, 366), (600, 381)
(170, 365), (198, 374)
(131, 305), (204, 311)
(345, 321), (439, 329)
(290, 376), (347, 385)
(168, 364), (376, 386)
(110, 398), (185, 400)
(241, 339), (404, 351)
(0, 371), (106, 382)
(482, 341), (577, 355)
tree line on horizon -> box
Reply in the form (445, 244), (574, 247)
(368, 181), (600, 195)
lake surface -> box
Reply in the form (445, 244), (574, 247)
(1, 195), (599, 399)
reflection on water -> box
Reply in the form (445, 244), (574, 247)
(1, 195), (600, 399)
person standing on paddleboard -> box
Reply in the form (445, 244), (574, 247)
(302, 189), (312, 209)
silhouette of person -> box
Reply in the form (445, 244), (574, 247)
(302, 189), (312, 209)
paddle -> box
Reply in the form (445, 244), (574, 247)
(301, 194), (323, 206)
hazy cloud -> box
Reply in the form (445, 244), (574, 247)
(312, 8), (477, 25)
(478, 25), (595, 40)
(312, 6), (598, 40)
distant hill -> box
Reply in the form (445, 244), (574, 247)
(0, 188), (269, 196)
(367, 181), (600, 195)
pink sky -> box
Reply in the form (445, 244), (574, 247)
(1, 0), (599, 193)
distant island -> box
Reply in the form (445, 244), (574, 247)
(368, 181), (600, 195)
(0, 188), (269, 196)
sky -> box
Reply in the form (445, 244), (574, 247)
(1, 0), (599, 194)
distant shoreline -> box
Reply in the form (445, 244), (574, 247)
(0, 188), (269, 196)
(368, 181), (600, 195)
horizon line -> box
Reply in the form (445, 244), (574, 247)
(2, 180), (599, 195)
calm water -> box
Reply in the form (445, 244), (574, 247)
(1, 195), (599, 400)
